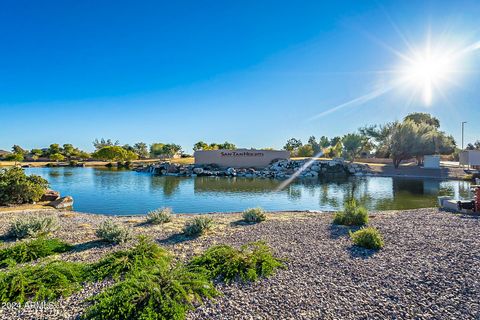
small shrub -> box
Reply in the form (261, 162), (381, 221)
(95, 220), (132, 244)
(0, 237), (72, 268)
(188, 241), (285, 283)
(350, 227), (384, 250)
(89, 236), (171, 280)
(333, 198), (368, 226)
(0, 261), (87, 304)
(0, 167), (49, 205)
(7, 215), (59, 239)
(146, 207), (174, 225)
(183, 216), (214, 237)
(242, 207), (266, 223)
(82, 266), (218, 320)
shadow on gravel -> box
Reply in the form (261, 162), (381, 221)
(0, 235), (16, 244)
(71, 240), (111, 252)
(458, 213), (480, 220)
(329, 224), (359, 239)
(158, 233), (194, 245)
(134, 221), (151, 227)
(230, 220), (258, 227)
(348, 246), (377, 259)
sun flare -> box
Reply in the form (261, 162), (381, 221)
(400, 47), (455, 105)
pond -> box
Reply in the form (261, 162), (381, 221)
(25, 167), (472, 215)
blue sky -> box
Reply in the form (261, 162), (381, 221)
(1, 0), (479, 152)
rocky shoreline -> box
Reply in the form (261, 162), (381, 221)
(0, 208), (478, 319)
(135, 159), (369, 179)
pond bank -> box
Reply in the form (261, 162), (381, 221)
(0, 208), (478, 319)
(136, 159), (368, 178)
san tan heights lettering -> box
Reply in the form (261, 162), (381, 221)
(194, 149), (290, 168)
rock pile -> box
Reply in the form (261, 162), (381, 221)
(135, 159), (368, 179)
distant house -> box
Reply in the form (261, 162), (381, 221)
(0, 150), (11, 159)
(459, 150), (480, 169)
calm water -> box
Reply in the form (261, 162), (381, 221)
(25, 167), (472, 215)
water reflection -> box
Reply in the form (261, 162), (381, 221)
(24, 167), (471, 215)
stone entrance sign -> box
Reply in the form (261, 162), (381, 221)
(194, 149), (290, 168)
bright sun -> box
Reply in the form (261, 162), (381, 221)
(401, 47), (455, 105)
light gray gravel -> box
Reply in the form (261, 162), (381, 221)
(0, 208), (478, 319)
(187, 208), (480, 320)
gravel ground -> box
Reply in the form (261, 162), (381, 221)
(0, 208), (479, 319)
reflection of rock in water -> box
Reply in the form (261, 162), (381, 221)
(393, 179), (426, 195)
(423, 180), (441, 195)
(392, 178), (441, 195)
(287, 186), (302, 200)
(194, 177), (281, 193)
(150, 176), (183, 197)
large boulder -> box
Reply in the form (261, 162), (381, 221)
(48, 196), (74, 209)
(40, 190), (60, 202)
(193, 167), (204, 174)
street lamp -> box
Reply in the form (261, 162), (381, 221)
(462, 121), (467, 150)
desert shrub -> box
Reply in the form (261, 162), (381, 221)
(242, 207), (266, 223)
(188, 241), (285, 283)
(95, 220), (132, 244)
(350, 227), (384, 250)
(0, 167), (49, 205)
(146, 207), (174, 225)
(7, 215), (59, 239)
(82, 266), (217, 320)
(183, 216), (214, 237)
(89, 236), (171, 280)
(0, 261), (87, 304)
(0, 237), (72, 268)
(333, 198), (368, 226)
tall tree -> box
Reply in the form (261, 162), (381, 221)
(218, 141), (236, 150)
(48, 144), (61, 155)
(308, 136), (321, 154)
(319, 136), (330, 148)
(49, 153), (65, 162)
(133, 142), (149, 158)
(62, 144), (75, 157)
(193, 141), (209, 151)
(150, 143), (182, 159)
(93, 138), (119, 151)
(404, 112), (440, 128)
(342, 133), (363, 161)
(283, 138), (302, 154)
(12, 145), (27, 155)
(92, 146), (138, 161)
(389, 120), (418, 168)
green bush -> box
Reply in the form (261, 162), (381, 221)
(0, 261), (87, 304)
(69, 160), (79, 167)
(95, 220), (132, 244)
(89, 236), (171, 280)
(82, 266), (217, 320)
(188, 241), (285, 283)
(350, 227), (384, 249)
(0, 167), (49, 205)
(0, 237), (72, 268)
(333, 198), (368, 226)
(146, 207), (174, 225)
(183, 216), (214, 237)
(242, 207), (266, 223)
(7, 215), (59, 239)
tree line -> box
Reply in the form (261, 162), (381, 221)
(0, 139), (238, 162)
(0, 113), (472, 166)
(282, 112), (457, 168)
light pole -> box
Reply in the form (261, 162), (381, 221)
(462, 121), (467, 150)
